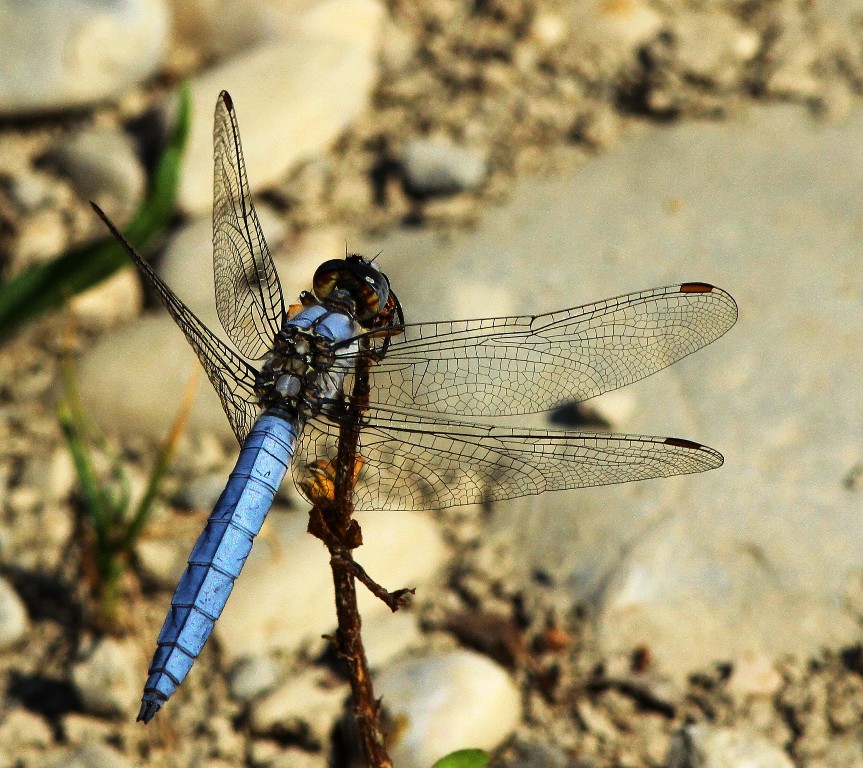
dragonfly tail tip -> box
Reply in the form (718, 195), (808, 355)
(137, 696), (163, 724)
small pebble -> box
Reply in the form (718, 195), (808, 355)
(400, 138), (489, 197)
(42, 128), (145, 218)
(374, 650), (521, 768)
(71, 638), (141, 718)
(229, 656), (280, 703)
(47, 744), (132, 768)
(0, 708), (52, 749)
(249, 670), (344, 742)
(0, 578), (29, 649)
(668, 724), (794, 768)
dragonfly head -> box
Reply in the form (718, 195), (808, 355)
(312, 255), (390, 323)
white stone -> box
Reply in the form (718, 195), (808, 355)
(0, 0), (169, 116)
(229, 656), (280, 703)
(45, 128), (146, 219)
(170, 0), (384, 59)
(214, 509), (445, 662)
(178, 21), (382, 213)
(21, 448), (76, 504)
(12, 209), (67, 266)
(672, 12), (760, 86)
(530, 11), (569, 48)
(564, 0), (664, 77)
(374, 650), (521, 768)
(668, 724), (794, 768)
(48, 744), (132, 768)
(157, 203), (287, 328)
(400, 139), (489, 197)
(135, 538), (188, 588)
(71, 637), (142, 718)
(362, 610), (423, 668)
(248, 669), (345, 741)
(0, 708), (52, 749)
(60, 714), (114, 746)
(76, 315), (237, 445)
(268, 747), (328, 768)
(727, 653), (783, 698)
(0, 578), (29, 649)
(70, 268), (143, 329)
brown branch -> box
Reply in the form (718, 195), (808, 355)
(313, 348), (394, 767)
(329, 547), (393, 768)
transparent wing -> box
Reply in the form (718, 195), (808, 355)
(292, 405), (724, 512)
(353, 283), (737, 417)
(92, 204), (260, 444)
(212, 90), (285, 359)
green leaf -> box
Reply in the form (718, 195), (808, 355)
(431, 749), (490, 768)
(0, 82), (192, 342)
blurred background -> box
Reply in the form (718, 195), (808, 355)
(0, 1), (861, 767)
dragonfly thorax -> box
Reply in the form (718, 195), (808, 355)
(254, 306), (361, 420)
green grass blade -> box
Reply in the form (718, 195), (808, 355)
(58, 401), (107, 534)
(431, 750), (490, 768)
(0, 83), (192, 342)
(57, 357), (109, 534)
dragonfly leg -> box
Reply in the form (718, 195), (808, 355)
(331, 552), (415, 612)
(308, 505), (363, 549)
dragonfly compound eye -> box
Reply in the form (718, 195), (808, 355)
(312, 258), (390, 322)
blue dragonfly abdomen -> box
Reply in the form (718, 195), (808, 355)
(138, 306), (362, 723)
(139, 413), (297, 722)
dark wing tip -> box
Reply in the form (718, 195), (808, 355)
(679, 282), (716, 294)
(219, 90), (234, 110)
(664, 436), (725, 469)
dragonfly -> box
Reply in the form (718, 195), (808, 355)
(92, 91), (737, 724)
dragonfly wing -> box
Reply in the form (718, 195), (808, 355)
(292, 407), (723, 512)
(92, 204), (260, 444)
(362, 283), (737, 417)
(212, 91), (285, 359)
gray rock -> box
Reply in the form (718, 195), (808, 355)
(229, 656), (280, 703)
(135, 538), (187, 589)
(0, 708), (52, 749)
(48, 744), (132, 768)
(76, 315), (237, 445)
(70, 638), (142, 718)
(171, 0), (385, 61)
(0, 578), (29, 649)
(668, 724), (794, 768)
(672, 11), (760, 87)
(400, 138), (489, 197)
(177, 12), (383, 214)
(10, 209), (67, 267)
(564, 0), (663, 78)
(374, 650), (521, 768)
(248, 669), (345, 742)
(44, 128), (146, 219)
(214, 509), (444, 662)
(69, 268), (143, 330)
(0, 0), (169, 116)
